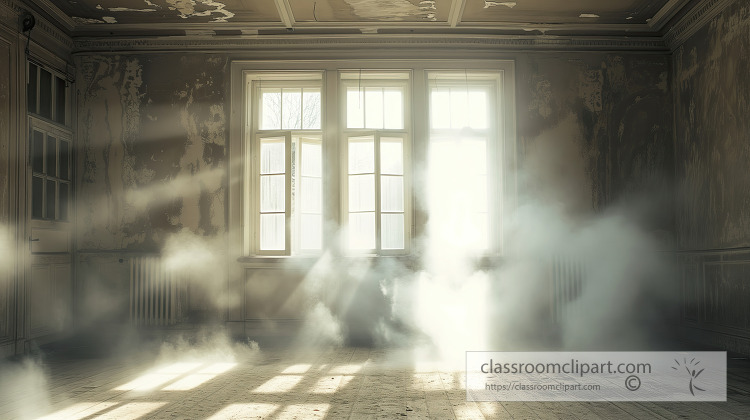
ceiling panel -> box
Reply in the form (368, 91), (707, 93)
(289, 0), (449, 23)
(461, 0), (669, 25)
(56, 0), (281, 25)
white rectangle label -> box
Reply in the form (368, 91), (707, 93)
(466, 351), (726, 401)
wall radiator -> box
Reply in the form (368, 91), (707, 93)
(130, 256), (184, 326)
(549, 255), (586, 324)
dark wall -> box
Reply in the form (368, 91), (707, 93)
(674, 0), (750, 354)
(76, 54), (228, 251)
(517, 54), (672, 230)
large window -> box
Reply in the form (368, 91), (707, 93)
(232, 61), (514, 258)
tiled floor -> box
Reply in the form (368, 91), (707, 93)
(1, 341), (749, 419)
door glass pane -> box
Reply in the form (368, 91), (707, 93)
(45, 179), (56, 219)
(260, 175), (285, 213)
(348, 137), (374, 174)
(300, 141), (321, 177)
(32, 176), (43, 219)
(348, 174), (375, 212)
(59, 140), (70, 180)
(301, 89), (321, 129)
(59, 183), (69, 221)
(348, 212), (375, 250)
(281, 88), (301, 129)
(261, 88), (281, 130)
(260, 214), (285, 250)
(260, 139), (284, 174)
(39, 69), (52, 119)
(380, 138), (403, 175)
(381, 213), (404, 250)
(55, 76), (67, 125)
(46, 136), (57, 177)
(381, 176), (404, 212)
(32, 131), (44, 173)
(28, 64), (37, 113)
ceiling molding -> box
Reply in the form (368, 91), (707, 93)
(664, 0), (734, 50)
(1, 0), (73, 52)
(274, 0), (295, 29)
(648, 0), (692, 31)
(448, 0), (465, 28)
(26, 0), (75, 31)
(71, 34), (669, 55)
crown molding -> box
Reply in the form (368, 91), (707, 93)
(648, 0), (693, 31)
(1, 0), (73, 53)
(664, 0), (735, 50)
(71, 34), (669, 54)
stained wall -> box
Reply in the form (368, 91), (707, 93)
(673, 0), (750, 353)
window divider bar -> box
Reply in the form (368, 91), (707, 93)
(284, 132), (292, 256)
(374, 132), (382, 252)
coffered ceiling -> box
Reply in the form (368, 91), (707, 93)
(25, 0), (694, 37)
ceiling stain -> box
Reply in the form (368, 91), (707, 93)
(343, 0), (436, 21)
(166, 0), (235, 22)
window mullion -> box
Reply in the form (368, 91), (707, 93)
(374, 132), (381, 252)
(285, 131), (292, 256)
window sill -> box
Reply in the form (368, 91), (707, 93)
(236, 253), (503, 270)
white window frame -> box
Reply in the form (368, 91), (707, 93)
(340, 73), (412, 255)
(246, 74), (324, 256)
(229, 60), (516, 261)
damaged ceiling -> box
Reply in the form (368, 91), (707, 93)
(28, 0), (691, 37)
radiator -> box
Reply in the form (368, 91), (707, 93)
(549, 255), (586, 324)
(130, 256), (184, 326)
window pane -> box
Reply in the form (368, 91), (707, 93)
(46, 136), (57, 177)
(28, 64), (37, 113)
(300, 141), (321, 177)
(346, 88), (364, 128)
(59, 140), (70, 181)
(32, 176), (43, 219)
(302, 89), (321, 129)
(260, 175), (285, 212)
(55, 76), (66, 125)
(261, 88), (281, 129)
(364, 87), (383, 129)
(348, 212), (375, 250)
(45, 179), (56, 219)
(59, 183), (69, 221)
(380, 138), (403, 175)
(300, 214), (322, 250)
(450, 89), (468, 129)
(349, 174), (375, 212)
(32, 130), (44, 173)
(260, 139), (284, 174)
(430, 89), (450, 129)
(381, 213), (404, 250)
(464, 138), (487, 174)
(348, 137), (374, 174)
(475, 174), (488, 213)
(301, 177), (321, 213)
(39, 69), (52, 119)
(383, 88), (403, 129)
(469, 90), (488, 129)
(281, 88), (301, 129)
(260, 214), (285, 250)
(381, 176), (404, 212)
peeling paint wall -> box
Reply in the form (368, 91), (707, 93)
(517, 53), (673, 234)
(674, 0), (750, 355)
(674, 0), (750, 251)
(76, 54), (228, 251)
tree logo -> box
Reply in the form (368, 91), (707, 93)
(672, 357), (706, 396)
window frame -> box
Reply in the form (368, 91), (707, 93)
(229, 60), (516, 262)
(339, 73), (412, 255)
